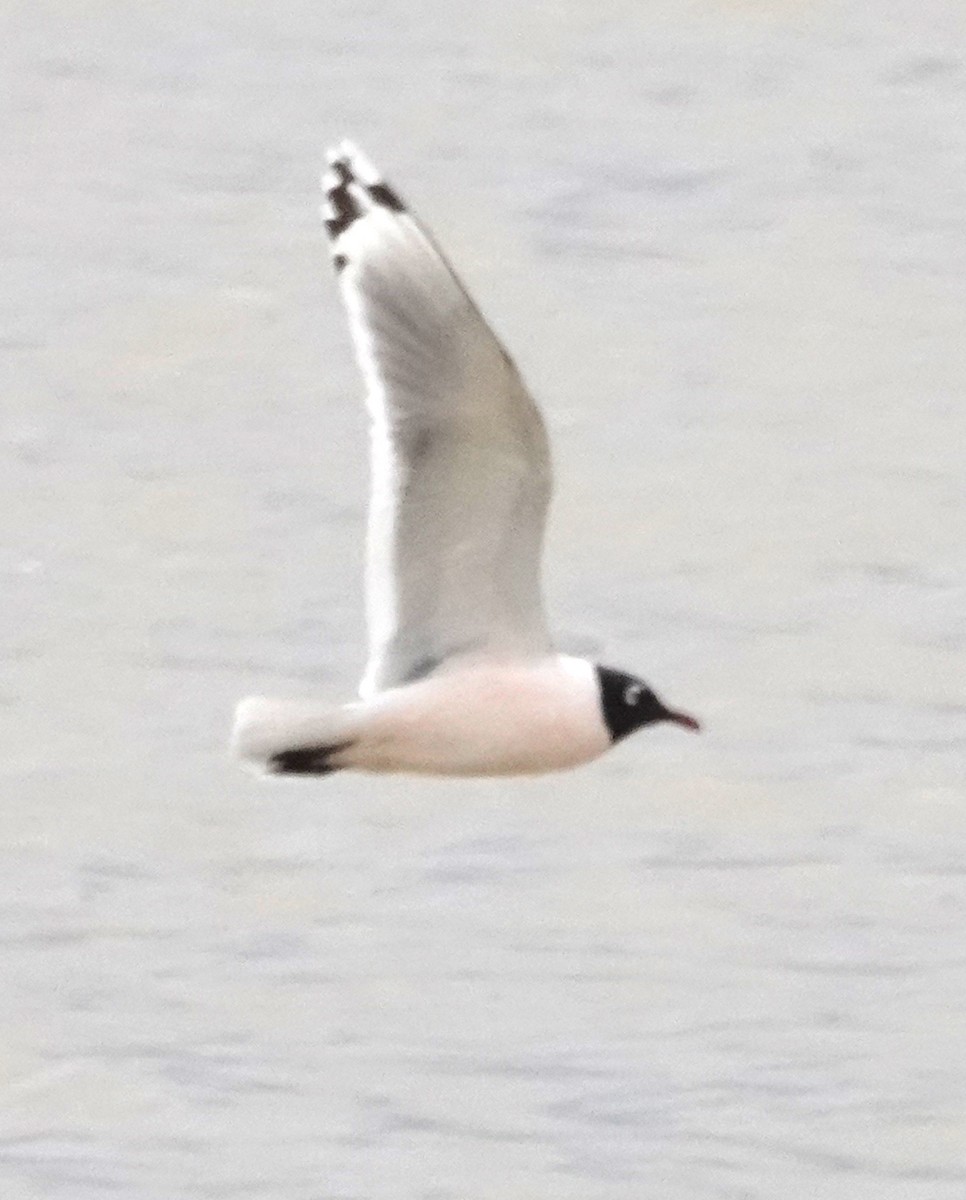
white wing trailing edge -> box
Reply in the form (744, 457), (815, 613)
(321, 142), (553, 697)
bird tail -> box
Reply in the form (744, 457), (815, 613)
(231, 696), (355, 776)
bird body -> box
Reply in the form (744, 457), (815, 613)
(231, 143), (699, 779)
(236, 655), (609, 777)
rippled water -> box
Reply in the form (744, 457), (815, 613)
(2, 2), (965, 1197)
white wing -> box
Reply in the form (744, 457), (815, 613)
(322, 142), (553, 697)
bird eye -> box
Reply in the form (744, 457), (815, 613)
(624, 684), (642, 706)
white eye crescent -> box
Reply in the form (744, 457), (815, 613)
(624, 683), (643, 706)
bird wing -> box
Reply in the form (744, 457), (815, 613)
(322, 143), (553, 697)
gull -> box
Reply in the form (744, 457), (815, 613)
(232, 143), (700, 778)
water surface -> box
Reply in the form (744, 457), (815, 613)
(2, 3), (965, 1197)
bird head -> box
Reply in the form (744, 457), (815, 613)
(594, 665), (701, 743)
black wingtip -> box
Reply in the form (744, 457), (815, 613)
(268, 741), (353, 776)
(321, 143), (410, 274)
(366, 180), (406, 213)
(322, 154), (361, 242)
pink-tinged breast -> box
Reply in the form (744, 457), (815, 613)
(341, 655), (609, 776)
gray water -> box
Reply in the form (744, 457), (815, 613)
(2, 2), (966, 1197)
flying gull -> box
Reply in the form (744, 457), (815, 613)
(232, 143), (700, 777)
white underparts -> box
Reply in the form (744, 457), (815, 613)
(232, 655), (609, 778)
